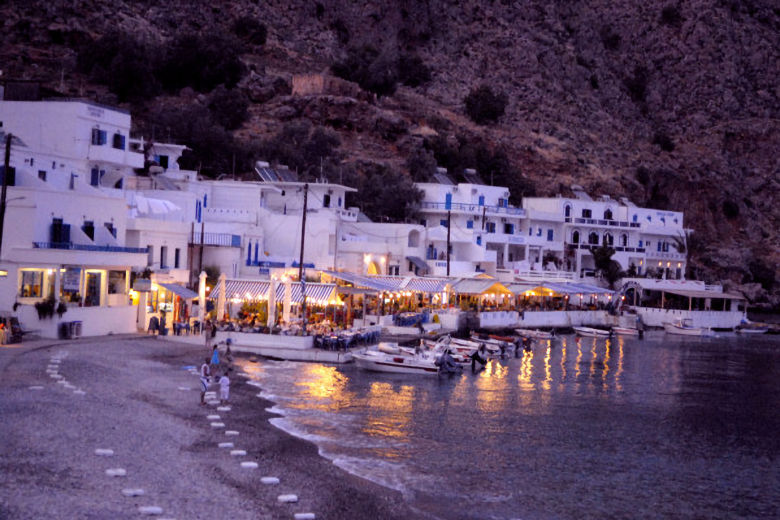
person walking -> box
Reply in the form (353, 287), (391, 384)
(199, 357), (211, 405)
(210, 344), (220, 373)
(204, 320), (213, 350)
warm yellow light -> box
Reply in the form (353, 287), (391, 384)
(47, 269), (54, 274)
(658, 261), (662, 267)
(639, 260), (643, 266)
(677, 262), (682, 268)
(380, 256), (386, 264)
(666, 261), (671, 267)
(0, 269), (8, 277)
(364, 254), (371, 264)
(206, 286), (211, 292)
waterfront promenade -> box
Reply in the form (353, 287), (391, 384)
(0, 335), (423, 520)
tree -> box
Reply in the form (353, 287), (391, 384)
(398, 54), (431, 87)
(232, 16), (267, 45)
(673, 230), (707, 280)
(331, 45), (398, 97)
(207, 86), (249, 130)
(405, 147), (437, 181)
(591, 244), (624, 289)
(341, 163), (422, 222)
(158, 33), (245, 93)
(464, 85), (508, 124)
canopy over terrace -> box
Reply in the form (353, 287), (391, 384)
(215, 279), (339, 305)
(450, 278), (513, 310)
(510, 281), (613, 310)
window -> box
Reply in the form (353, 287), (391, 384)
(466, 220), (474, 229)
(52, 161), (56, 169)
(160, 246), (168, 268)
(91, 128), (107, 145)
(604, 209), (613, 220)
(547, 229), (554, 241)
(486, 222), (496, 233)
(498, 198), (507, 207)
(564, 205), (571, 218)
(528, 226), (533, 236)
(639, 240), (643, 248)
(420, 219), (427, 227)
(323, 194), (331, 208)
(90, 167), (100, 186)
(476, 235), (482, 245)
(478, 195), (485, 206)
(572, 230), (580, 244)
(338, 197), (342, 207)
(82, 221), (95, 241)
(112, 133), (126, 150)
(19, 270), (44, 298)
(537, 228), (542, 236)
(657, 242), (662, 252)
(108, 271), (126, 294)
(588, 232), (599, 245)
(174, 248), (181, 269)
(582, 208), (592, 218)
(147, 245), (154, 266)
(38, 170), (46, 181)
(621, 234), (628, 246)
(503, 223), (514, 234)
(604, 233), (613, 246)
(633, 214), (638, 222)
(104, 222), (116, 238)
(30, 157), (34, 167)
(440, 219), (448, 227)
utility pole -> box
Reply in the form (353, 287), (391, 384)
(446, 209), (451, 277)
(0, 134), (12, 259)
(481, 206), (487, 230)
(298, 183), (309, 334)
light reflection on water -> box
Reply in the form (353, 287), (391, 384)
(245, 333), (780, 520)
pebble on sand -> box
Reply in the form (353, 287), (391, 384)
(210, 422), (225, 428)
(294, 514), (316, 520)
(121, 488), (145, 497)
(277, 494), (298, 503)
(240, 461), (258, 469)
(230, 450), (246, 456)
(73, 390), (86, 395)
(105, 468), (127, 477)
(207, 415), (220, 420)
(177, 387), (191, 391)
(94, 448), (114, 456)
(218, 442), (234, 448)
(217, 406), (231, 411)
(29, 386), (44, 390)
(138, 505), (164, 515)
(261, 477), (280, 485)
(225, 430), (239, 436)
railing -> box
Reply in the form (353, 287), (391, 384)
(190, 233), (241, 247)
(571, 244), (645, 253)
(420, 201), (525, 217)
(573, 217), (640, 228)
(646, 250), (686, 260)
(33, 242), (148, 254)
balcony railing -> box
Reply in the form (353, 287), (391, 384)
(420, 201), (525, 217)
(190, 233), (241, 247)
(33, 242), (148, 254)
(573, 217), (640, 228)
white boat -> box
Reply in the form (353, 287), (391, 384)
(663, 319), (705, 336)
(611, 327), (639, 336)
(573, 327), (611, 337)
(515, 328), (554, 340)
(353, 342), (441, 375)
(736, 327), (769, 334)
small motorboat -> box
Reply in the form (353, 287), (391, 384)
(353, 343), (441, 375)
(736, 327), (769, 334)
(573, 326), (611, 337)
(611, 327), (639, 336)
(663, 319), (706, 336)
(515, 328), (554, 340)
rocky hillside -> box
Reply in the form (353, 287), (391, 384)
(1, 0), (778, 305)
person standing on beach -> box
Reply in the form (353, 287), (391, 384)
(199, 358), (211, 405)
(219, 370), (230, 405)
(204, 320), (213, 350)
(210, 344), (220, 373)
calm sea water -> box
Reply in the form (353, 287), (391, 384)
(237, 333), (780, 520)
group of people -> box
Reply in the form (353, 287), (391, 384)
(199, 322), (234, 406)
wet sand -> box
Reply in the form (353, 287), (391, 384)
(0, 335), (428, 519)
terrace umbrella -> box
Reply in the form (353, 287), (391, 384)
(283, 278), (292, 325)
(267, 277), (277, 327)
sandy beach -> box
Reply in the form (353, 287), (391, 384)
(0, 335), (428, 520)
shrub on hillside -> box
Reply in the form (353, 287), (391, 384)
(406, 147), (437, 181)
(398, 54), (432, 87)
(652, 131), (675, 152)
(464, 85), (508, 125)
(158, 33), (245, 93)
(624, 66), (648, 103)
(257, 121), (341, 179)
(722, 199), (740, 219)
(660, 5), (684, 27)
(599, 26), (621, 50)
(341, 163), (422, 222)
(232, 16), (267, 45)
(207, 86), (249, 130)
(331, 45), (398, 97)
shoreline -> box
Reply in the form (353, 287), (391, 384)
(0, 335), (429, 520)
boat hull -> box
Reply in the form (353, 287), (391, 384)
(353, 352), (440, 375)
(663, 323), (704, 336)
(612, 327), (639, 336)
(573, 327), (611, 337)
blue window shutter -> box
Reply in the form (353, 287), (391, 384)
(440, 219), (447, 227)
(478, 195), (485, 206)
(204, 194), (207, 208)
(547, 229), (553, 241)
(254, 242), (259, 263)
(445, 193), (452, 210)
(90, 168), (99, 186)
(476, 236), (482, 245)
(466, 220), (473, 229)
(246, 241), (252, 265)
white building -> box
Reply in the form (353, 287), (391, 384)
(0, 99), (148, 338)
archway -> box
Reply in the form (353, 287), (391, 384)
(367, 261), (381, 275)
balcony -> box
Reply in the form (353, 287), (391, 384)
(33, 242), (148, 254)
(570, 244), (645, 253)
(189, 233), (241, 247)
(572, 217), (640, 228)
(87, 145), (144, 168)
(420, 201), (525, 217)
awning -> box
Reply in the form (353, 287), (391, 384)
(406, 256), (429, 273)
(322, 270), (397, 292)
(223, 280), (271, 300)
(661, 288), (745, 300)
(275, 282), (339, 304)
(291, 260), (316, 269)
(158, 283), (198, 299)
(537, 282), (612, 295)
(405, 277), (449, 293)
(451, 278), (512, 295)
